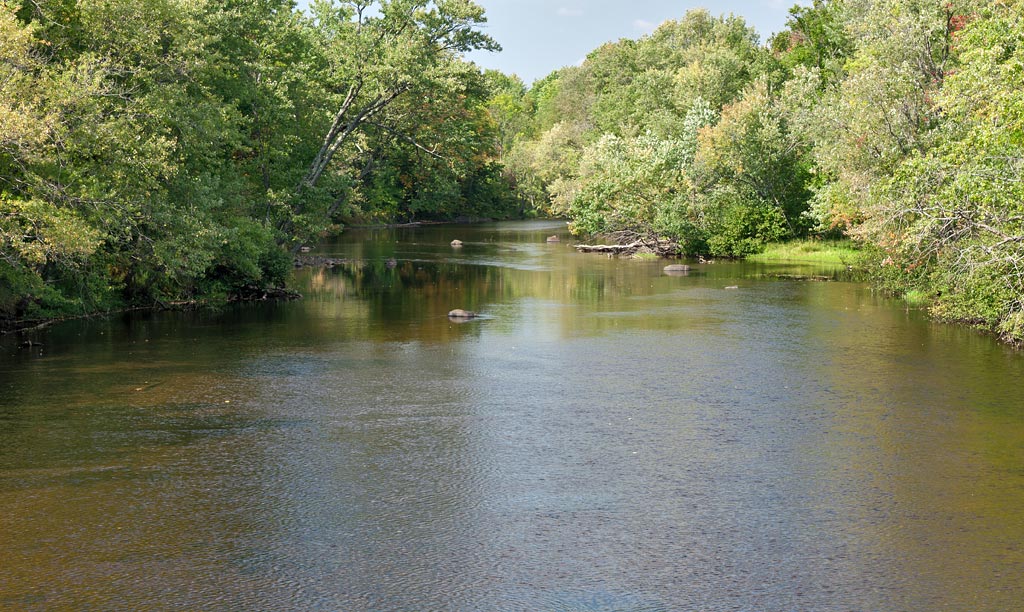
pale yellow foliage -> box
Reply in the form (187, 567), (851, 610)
(0, 4), (48, 152)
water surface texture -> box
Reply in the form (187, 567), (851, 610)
(2, 221), (1023, 611)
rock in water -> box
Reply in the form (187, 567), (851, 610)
(663, 264), (690, 273)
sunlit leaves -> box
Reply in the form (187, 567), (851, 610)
(0, 196), (103, 267)
(1, 0), (507, 322)
(866, 1), (1024, 341)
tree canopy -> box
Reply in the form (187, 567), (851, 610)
(1, 0), (517, 326)
(500, 0), (1024, 344)
(5, 0), (1024, 345)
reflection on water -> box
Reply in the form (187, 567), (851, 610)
(1, 220), (1023, 610)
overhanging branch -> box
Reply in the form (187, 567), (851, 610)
(365, 120), (446, 160)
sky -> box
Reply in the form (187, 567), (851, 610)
(296, 1), (799, 85)
(463, 0), (797, 84)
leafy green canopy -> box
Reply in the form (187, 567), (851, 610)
(506, 9), (811, 257)
(502, 0), (1024, 343)
(865, 1), (1024, 342)
(1, 0), (510, 324)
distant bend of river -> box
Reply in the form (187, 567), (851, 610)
(2, 220), (1023, 611)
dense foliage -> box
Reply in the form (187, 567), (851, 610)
(502, 0), (1024, 344)
(1, 0), (515, 326)
(503, 10), (810, 257)
(5, 0), (1024, 345)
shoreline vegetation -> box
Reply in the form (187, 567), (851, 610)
(3, 0), (1023, 346)
(745, 241), (861, 267)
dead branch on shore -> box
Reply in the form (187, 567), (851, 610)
(574, 230), (682, 257)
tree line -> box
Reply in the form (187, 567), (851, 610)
(4, 0), (1024, 345)
(1, 0), (519, 326)
(498, 0), (1024, 344)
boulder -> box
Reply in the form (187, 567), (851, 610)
(447, 309), (477, 320)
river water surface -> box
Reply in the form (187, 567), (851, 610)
(1, 220), (1023, 611)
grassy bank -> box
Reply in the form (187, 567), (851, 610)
(746, 240), (861, 266)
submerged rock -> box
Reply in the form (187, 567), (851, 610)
(663, 264), (691, 273)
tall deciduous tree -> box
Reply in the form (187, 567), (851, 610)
(281, 0), (497, 245)
(690, 78), (812, 255)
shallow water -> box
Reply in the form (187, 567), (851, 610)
(2, 220), (1023, 611)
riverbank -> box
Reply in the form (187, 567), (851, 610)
(1, 288), (300, 337)
(0, 305), (194, 336)
(745, 240), (862, 266)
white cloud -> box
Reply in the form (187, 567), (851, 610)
(557, 7), (584, 17)
(633, 19), (657, 33)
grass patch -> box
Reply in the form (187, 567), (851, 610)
(746, 239), (861, 265)
(903, 289), (931, 308)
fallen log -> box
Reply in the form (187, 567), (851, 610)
(574, 242), (644, 254)
(575, 239), (682, 257)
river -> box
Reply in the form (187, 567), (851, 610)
(1, 220), (1022, 611)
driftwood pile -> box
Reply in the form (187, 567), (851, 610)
(574, 234), (681, 257)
